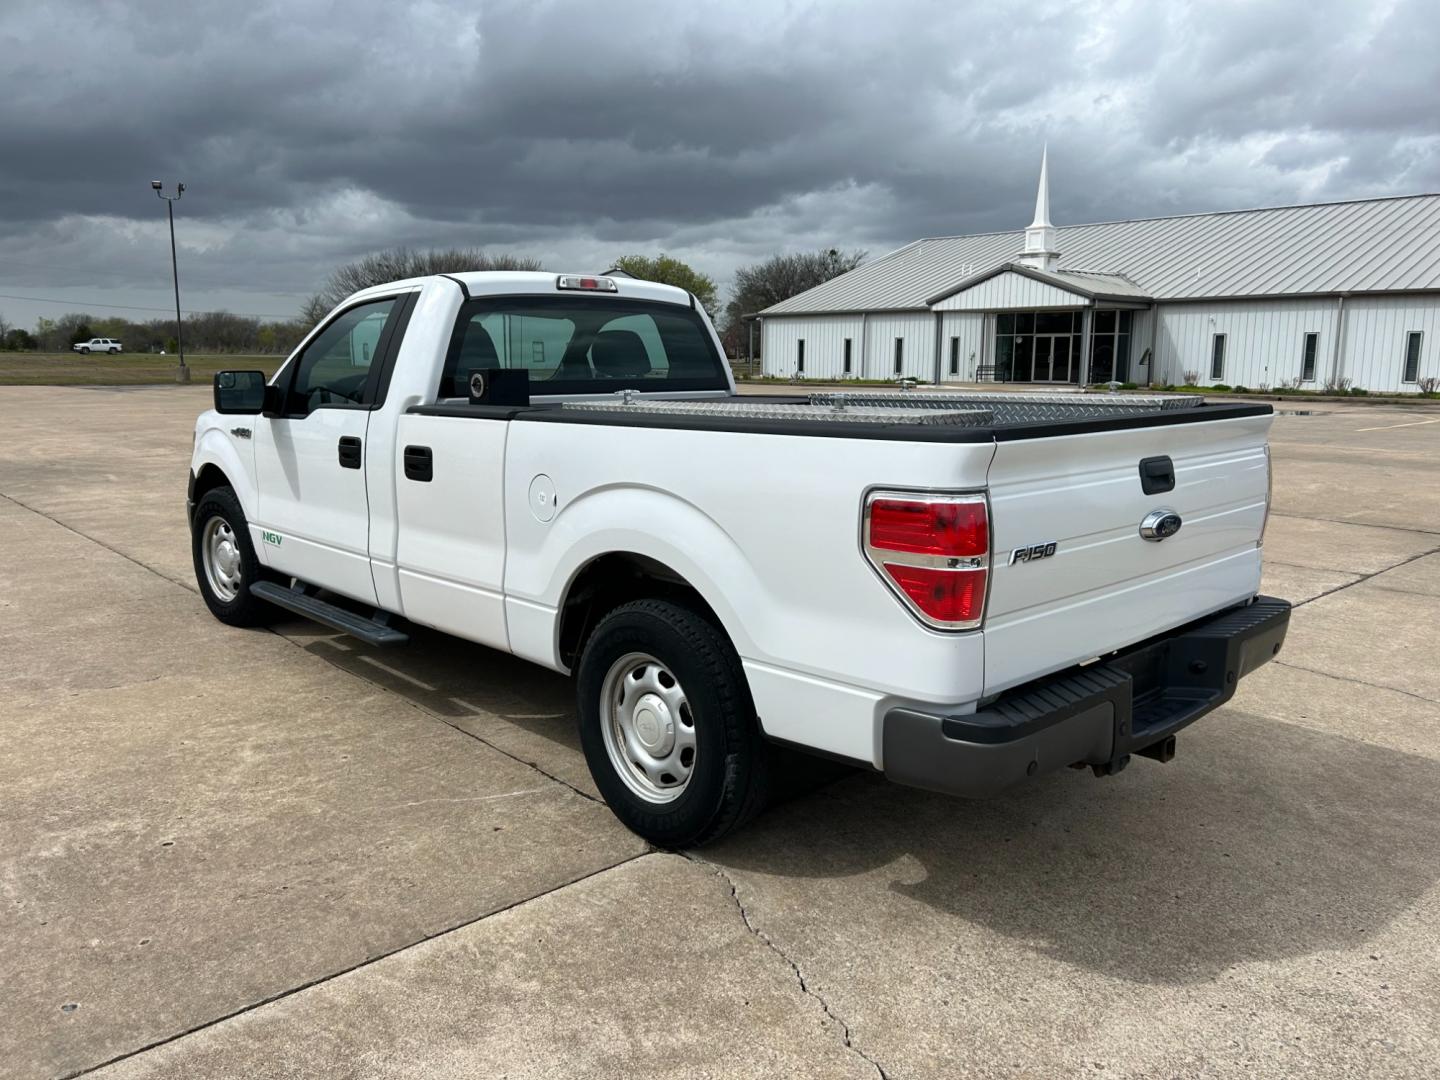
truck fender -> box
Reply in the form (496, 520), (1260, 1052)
(511, 484), (763, 668)
(191, 426), (257, 524)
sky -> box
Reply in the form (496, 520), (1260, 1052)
(1, 0), (1438, 330)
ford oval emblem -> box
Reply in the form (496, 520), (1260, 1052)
(1140, 509), (1183, 541)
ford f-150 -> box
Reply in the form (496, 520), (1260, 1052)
(187, 271), (1290, 846)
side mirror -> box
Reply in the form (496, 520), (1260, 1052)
(214, 370), (268, 414)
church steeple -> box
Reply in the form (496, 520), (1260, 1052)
(1018, 144), (1060, 271)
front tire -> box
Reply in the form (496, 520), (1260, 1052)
(108, 347), (119, 354)
(191, 486), (276, 627)
(78, 347), (90, 354)
(576, 599), (771, 847)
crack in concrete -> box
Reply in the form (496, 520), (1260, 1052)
(1273, 660), (1440, 708)
(1290, 542), (1440, 609)
(1270, 510), (1440, 538)
(687, 853), (891, 1080)
(59, 852), (655, 1080)
(0, 490), (197, 593)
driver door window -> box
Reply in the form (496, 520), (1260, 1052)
(288, 299), (395, 412)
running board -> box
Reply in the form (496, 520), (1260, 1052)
(250, 581), (410, 647)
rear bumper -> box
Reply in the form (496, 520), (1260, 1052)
(882, 595), (1291, 798)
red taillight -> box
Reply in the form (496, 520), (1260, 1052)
(864, 492), (989, 630)
(867, 498), (988, 557)
(882, 563), (988, 625)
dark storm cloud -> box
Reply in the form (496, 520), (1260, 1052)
(1, 0), (1438, 321)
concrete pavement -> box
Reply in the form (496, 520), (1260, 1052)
(2, 385), (1438, 1079)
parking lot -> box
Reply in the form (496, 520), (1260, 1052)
(2, 385), (1438, 1080)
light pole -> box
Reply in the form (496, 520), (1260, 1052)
(151, 180), (190, 383)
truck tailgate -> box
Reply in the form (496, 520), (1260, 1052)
(983, 413), (1272, 696)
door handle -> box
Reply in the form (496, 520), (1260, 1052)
(338, 435), (363, 469)
(404, 445), (433, 482)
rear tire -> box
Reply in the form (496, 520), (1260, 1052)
(576, 599), (771, 847)
(191, 486), (277, 627)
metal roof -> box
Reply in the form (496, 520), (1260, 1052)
(929, 264), (1152, 305)
(760, 193), (1440, 315)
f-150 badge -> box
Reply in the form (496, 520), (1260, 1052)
(1009, 542), (1057, 565)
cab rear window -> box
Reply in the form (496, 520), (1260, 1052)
(439, 296), (726, 397)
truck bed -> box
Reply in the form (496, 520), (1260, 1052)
(410, 391), (1270, 442)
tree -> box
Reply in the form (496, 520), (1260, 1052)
(33, 317), (59, 352)
(720, 248), (866, 358)
(609, 254), (718, 313)
(4, 328), (38, 351)
(302, 246), (543, 326)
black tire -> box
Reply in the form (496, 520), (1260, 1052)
(190, 485), (277, 627)
(576, 599), (771, 848)
(108, 347), (118, 354)
(78, 347), (90, 354)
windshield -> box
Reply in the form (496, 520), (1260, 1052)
(439, 295), (728, 397)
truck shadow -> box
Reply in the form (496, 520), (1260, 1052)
(709, 710), (1440, 986)
(283, 618), (851, 801)
(277, 618), (1440, 986)
(282, 619), (577, 740)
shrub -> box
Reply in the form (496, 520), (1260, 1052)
(1231, 385), (1250, 393)
(1418, 376), (1439, 394)
(1182, 369), (1199, 386)
(1348, 387), (1370, 396)
(1212, 384), (1233, 392)
(1324, 376), (1352, 393)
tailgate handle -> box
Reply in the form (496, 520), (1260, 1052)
(1139, 455), (1175, 495)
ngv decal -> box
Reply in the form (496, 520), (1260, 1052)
(1009, 541), (1057, 565)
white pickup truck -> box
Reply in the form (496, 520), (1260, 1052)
(188, 271), (1289, 845)
(73, 337), (123, 354)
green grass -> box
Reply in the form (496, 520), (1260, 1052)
(0, 352), (283, 386)
(1156, 383), (1440, 402)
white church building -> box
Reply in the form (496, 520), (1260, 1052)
(756, 152), (1440, 393)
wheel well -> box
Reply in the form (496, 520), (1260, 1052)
(192, 463), (233, 503)
(557, 552), (720, 669)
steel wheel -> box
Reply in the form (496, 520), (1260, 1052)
(600, 651), (697, 803)
(200, 514), (243, 602)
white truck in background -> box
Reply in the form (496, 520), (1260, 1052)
(187, 271), (1289, 846)
(73, 337), (123, 354)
